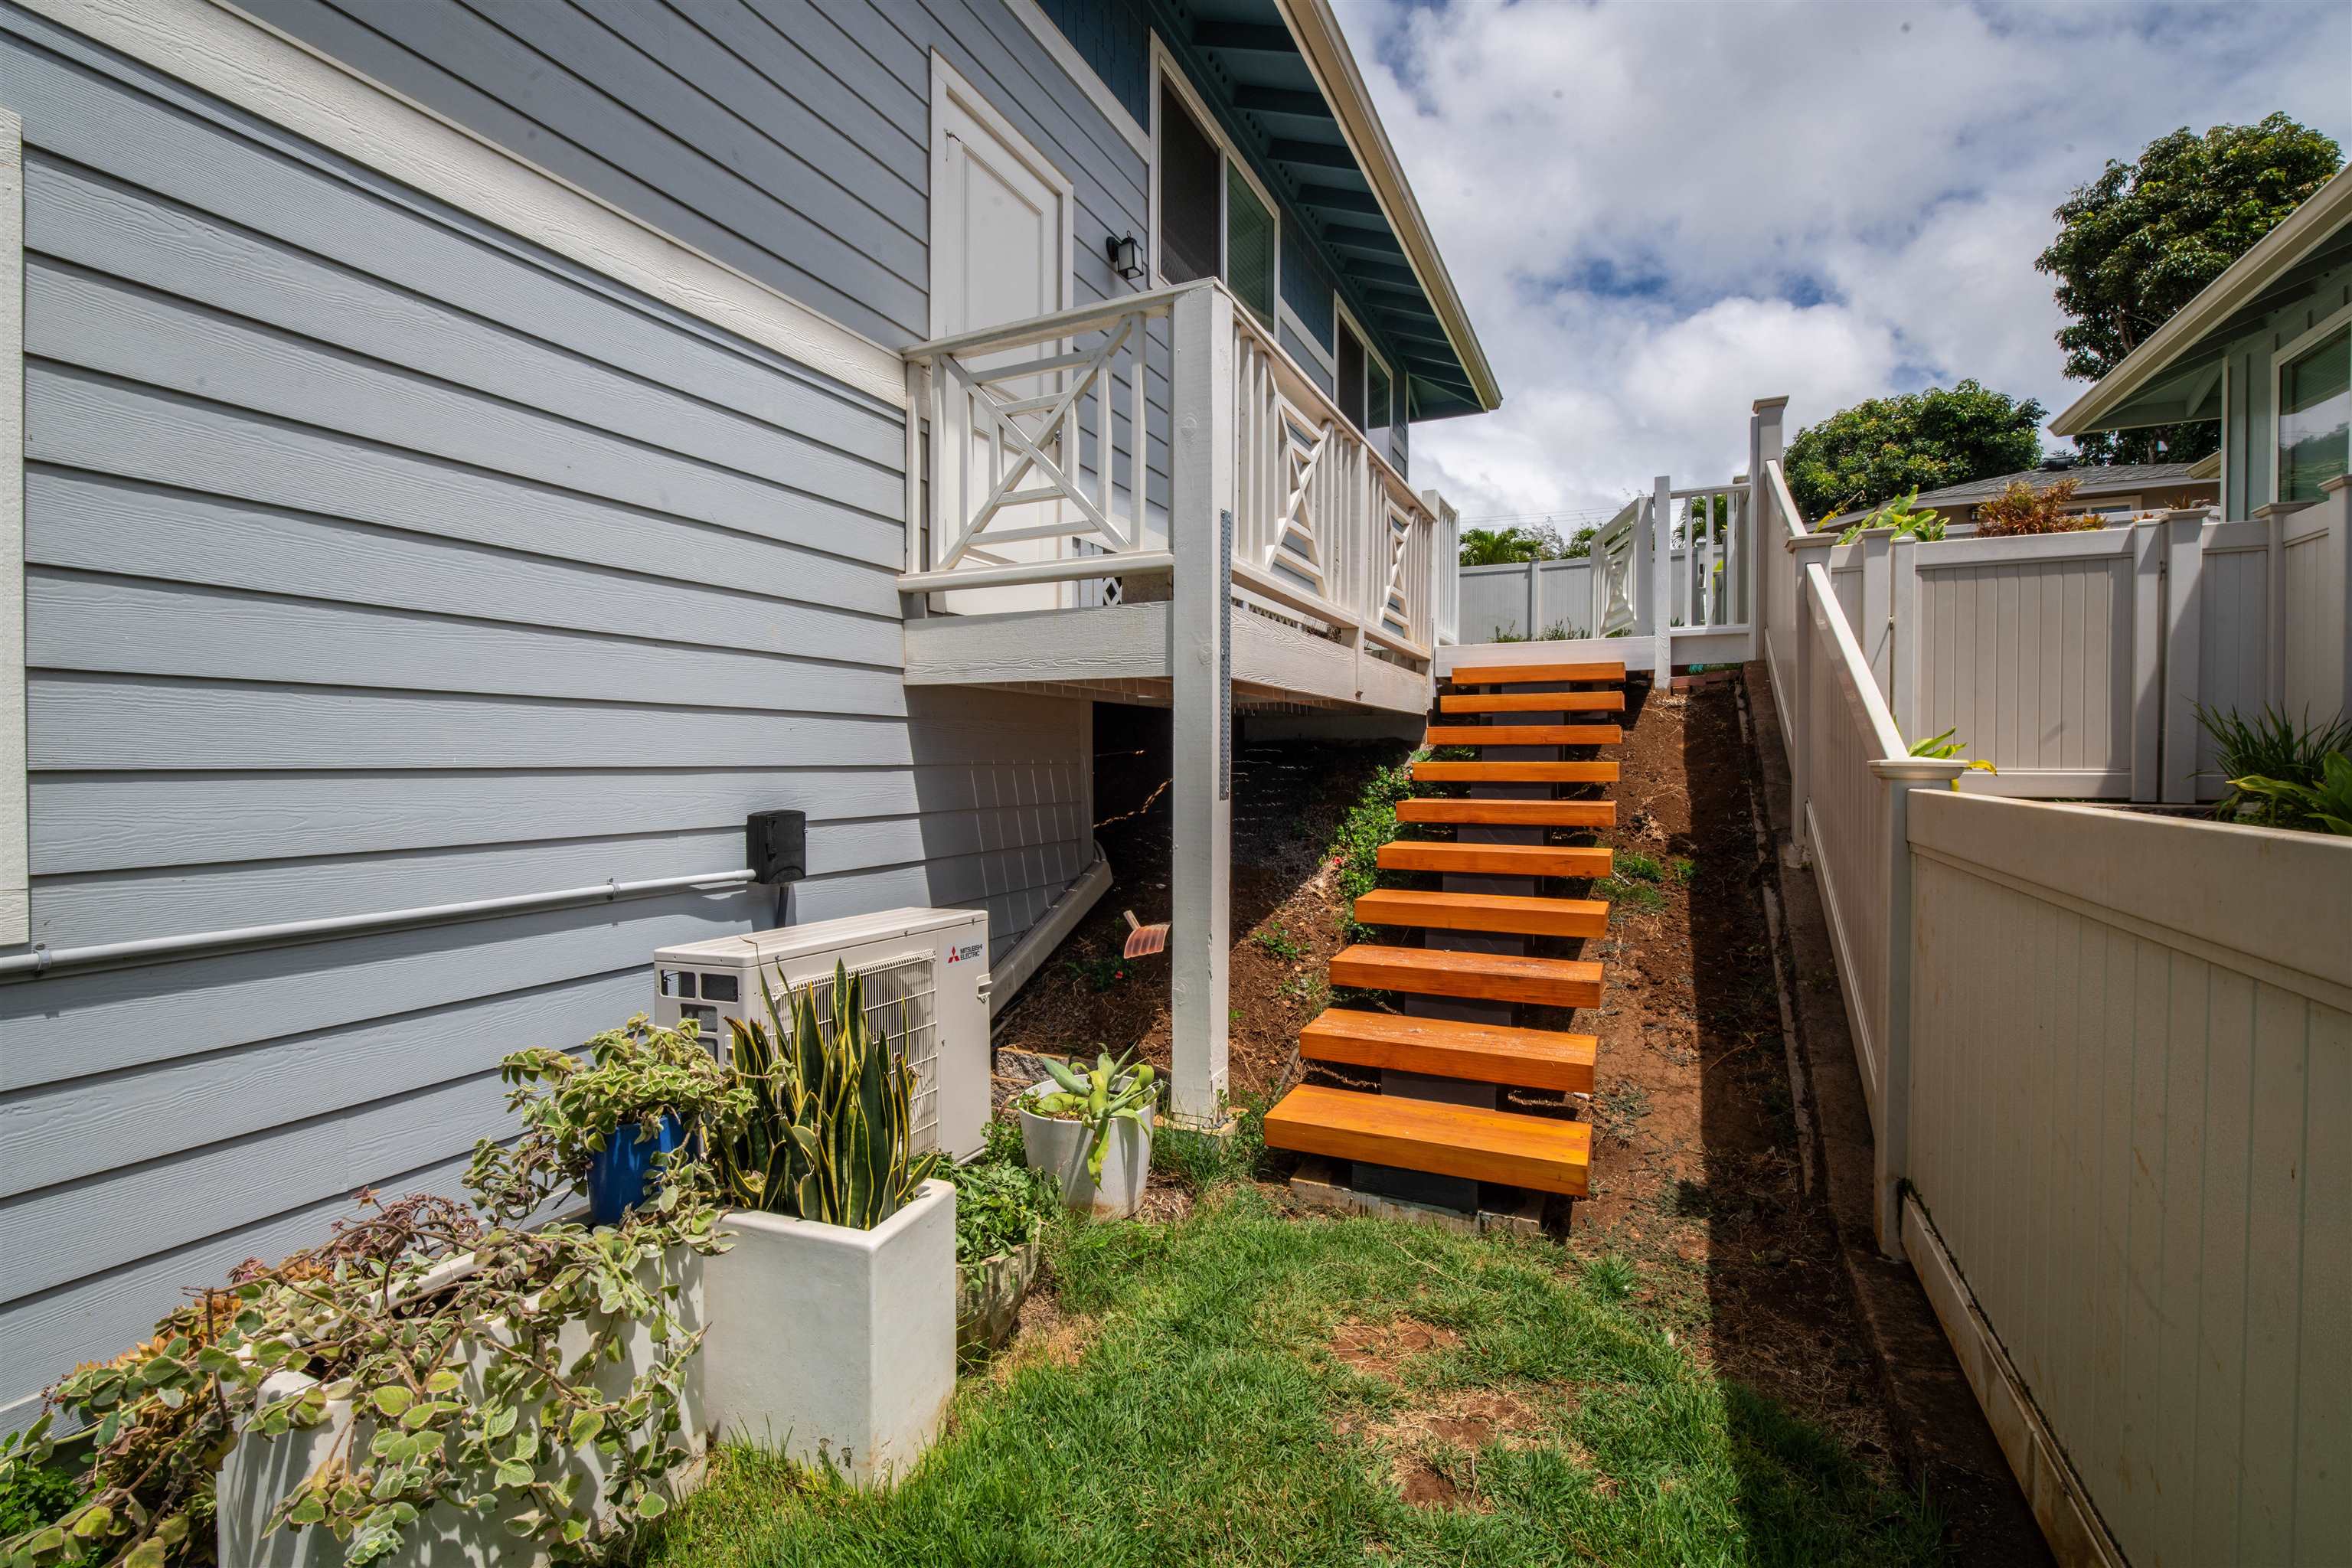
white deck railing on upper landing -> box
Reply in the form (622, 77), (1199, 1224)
(900, 278), (1442, 664)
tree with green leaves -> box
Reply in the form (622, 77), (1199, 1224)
(1782, 381), (2047, 525)
(2037, 113), (2341, 465)
(1457, 524), (1564, 565)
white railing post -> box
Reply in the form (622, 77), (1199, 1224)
(1651, 474), (1674, 674)
(2129, 518), (2164, 802)
(2161, 508), (2207, 805)
(1789, 562), (1813, 864)
(1752, 397), (1786, 646)
(1865, 756), (1965, 1258)
(1889, 532), (1919, 740)
(1168, 283), (1233, 1127)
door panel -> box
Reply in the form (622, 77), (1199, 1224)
(931, 71), (1072, 613)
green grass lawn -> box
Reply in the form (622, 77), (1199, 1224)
(635, 1185), (1939, 1567)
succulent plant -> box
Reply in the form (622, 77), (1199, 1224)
(714, 963), (939, 1230)
(1026, 1050), (1159, 1182)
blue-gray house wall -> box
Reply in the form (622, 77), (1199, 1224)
(0, 0), (1121, 1424)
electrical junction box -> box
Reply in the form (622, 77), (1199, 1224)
(652, 907), (991, 1161)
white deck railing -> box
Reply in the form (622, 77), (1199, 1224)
(1671, 480), (1747, 629)
(1585, 495), (1645, 638)
(900, 279), (1440, 664)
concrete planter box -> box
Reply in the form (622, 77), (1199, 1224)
(217, 1251), (707, 1567)
(1018, 1079), (1154, 1217)
(701, 1178), (956, 1484)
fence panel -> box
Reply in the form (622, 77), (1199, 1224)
(2281, 482), (2347, 725)
(1909, 530), (2141, 793)
(1905, 792), (2352, 1568)
(2193, 519), (2276, 795)
(1455, 558), (1594, 642)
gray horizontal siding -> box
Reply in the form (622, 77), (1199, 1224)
(239, 0), (1178, 537)
(0, 11), (1092, 1423)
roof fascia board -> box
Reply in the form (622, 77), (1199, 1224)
(2051, 162), (2352, 436)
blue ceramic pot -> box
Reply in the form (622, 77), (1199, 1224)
(586, 1113), (687, 1227)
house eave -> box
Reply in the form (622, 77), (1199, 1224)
(2050, 162), (2352, 437)
(1269, 0), (1501, 415)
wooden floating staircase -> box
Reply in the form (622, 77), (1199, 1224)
(1264, 658), (1629, 1208)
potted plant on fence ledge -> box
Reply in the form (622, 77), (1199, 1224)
(1018, 1050), (1158, 1219)
(699, 965), (956, 1486)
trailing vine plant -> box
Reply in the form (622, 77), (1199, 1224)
(0, 1018), (736, 1568)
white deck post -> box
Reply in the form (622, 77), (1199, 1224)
(1859, 528), (1893, 704)
(2160, 508), (2206, 804)
(1651, 475), (1673, 675)
(1167, 283), (1233, 1126)
(2326, 474), (2352, 723)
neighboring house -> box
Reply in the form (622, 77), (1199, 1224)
(2051, 161), (2352, 516)
(0, 0), (1496, 1426)
(1819, 460), (2217, 533)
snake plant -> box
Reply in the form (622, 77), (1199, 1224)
(714, 962), (939, 1230)
(1026, 1050), (1158, 1181)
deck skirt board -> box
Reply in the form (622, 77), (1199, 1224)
(1329, 943), (1605, 1008)
(1301, 1009), (1597, 1092)
(1263, 1084), (1590, 1196)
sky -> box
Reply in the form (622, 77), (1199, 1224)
(1331, 0), (2352, 534)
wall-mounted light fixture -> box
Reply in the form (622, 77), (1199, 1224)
(1106, 232), (1144, 282)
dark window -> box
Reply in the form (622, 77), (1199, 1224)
(1337, 321), (1366, 431)
(1159, 81), (1220, 285)
(1225, 163), (1276, 324)
(1367, 359), (1392, 446)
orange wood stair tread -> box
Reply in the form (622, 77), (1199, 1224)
(1263, 1083), (1591, 1197)
(1446, 661), (1625, 685)
(1301, 1008), (1597, 1093)
(1441, 690), (1625, 714)
(1425, 724), (1622, 747)
(1354, 887), (1609, 939)
(1396, 798), (1616, 828)
(1413, 760), (1620, 783)
(1329, 943), (1605, 1008)
(1377, 841), (1612, 878)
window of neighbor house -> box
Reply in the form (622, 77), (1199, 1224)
(2278, 322), (2349, 504)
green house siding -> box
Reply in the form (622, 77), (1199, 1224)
(2218, 256), (2352, 517)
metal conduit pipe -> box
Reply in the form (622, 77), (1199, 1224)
(0, 870), (757, 981)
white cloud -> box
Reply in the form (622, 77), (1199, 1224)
(1331, 0), (2352, 528)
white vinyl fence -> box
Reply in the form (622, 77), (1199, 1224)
(1755, 378), (2352, 1565)
(1760, 464), (2352, 802)
(1905, 794), (2350, 1568)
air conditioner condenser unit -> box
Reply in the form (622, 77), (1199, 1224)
(652, 906), (991, 1161)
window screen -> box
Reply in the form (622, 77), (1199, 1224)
(1337, 321), (1366, 432)
(1225, 164), (1276, 325)
(1159, 81), (1220, 285)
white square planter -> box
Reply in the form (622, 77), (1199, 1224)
(701, 1178), (956, 1484)
(216, 1250), (707, 1567)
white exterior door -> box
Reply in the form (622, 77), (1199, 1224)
(930, 60), (1074, 612)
